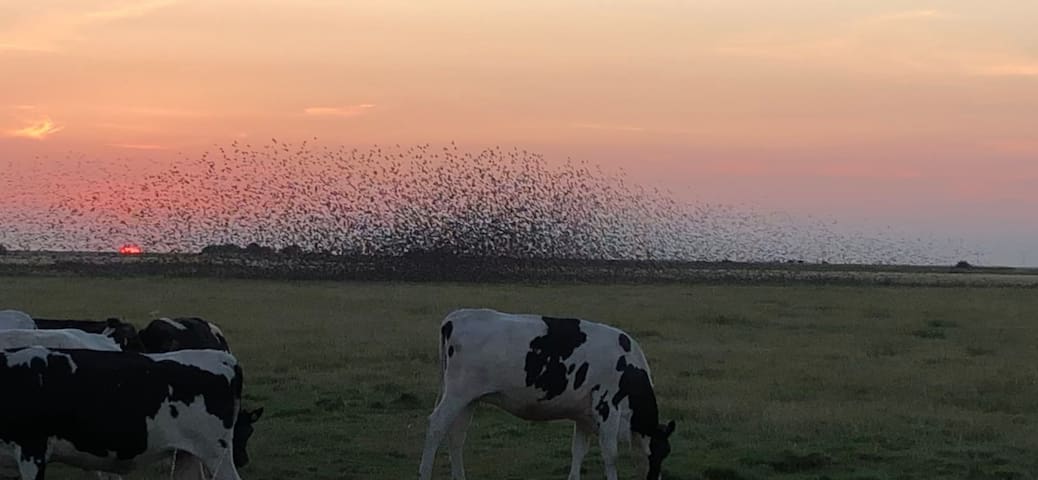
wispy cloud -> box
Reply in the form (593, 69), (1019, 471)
(92, 121), (160, 132)
(0, 1), (177, 54)
(867, 10), (943, 23)
(0, 42), (57, 53)
(974, 63), (1038, 77)
(714, 9), (1038, 78)
(987, 139), (1038, 155)
(84, 0), (178, 22)
(303, 104), (376, 117)
(5, 118), (64, 140)
(110, 106), (210, 118)
(108, 143), (167, 150)
(570, 122), (645, 132)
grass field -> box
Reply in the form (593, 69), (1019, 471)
(3, 276), (1038, 479)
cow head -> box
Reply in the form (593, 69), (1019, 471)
(640, 420), (676, 480)
(103, 318), (145, 352)
(233, 406), (264, 467)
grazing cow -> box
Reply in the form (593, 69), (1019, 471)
(32, 318), (144, 352)
(139, 317), (230, 353)
(0, 328), (120, 351)
(137, 316), (264, 468)
(0, 310), (34, 330)
(0, 347), (256, 480)
(418, 308), (676, 480)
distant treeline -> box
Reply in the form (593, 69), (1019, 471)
(200, 243), (303, 257)
(0, 250), (1026, 288)
(195, 242), (988, 271)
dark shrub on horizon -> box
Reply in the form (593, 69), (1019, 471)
(955, 260), (973, 269)
(244, 242), (276, 256)
(0, 244), (7, 255)
(200, 244), (244, 255)
(279, 244), (304, 257)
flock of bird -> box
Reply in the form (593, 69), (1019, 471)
(1, 141), (975, 264)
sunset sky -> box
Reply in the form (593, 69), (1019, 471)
(2, 1), (1036, 264)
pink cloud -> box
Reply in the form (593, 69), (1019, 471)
(4, 117), (64, 140)
(303, 104), (376, 117)
(108, 143), (167, 150)
(570, 122), (645, 132)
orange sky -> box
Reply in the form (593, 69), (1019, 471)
(2, 1), (1037, 264)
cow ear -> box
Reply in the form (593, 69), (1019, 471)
(250, 407), (264, 422)
(106, 317), (121, 327)
(664, 420), (676, 437)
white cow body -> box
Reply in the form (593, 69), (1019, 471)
(0, 328), (120, 351)
(418, 308), (675, 480)
(0, 310), (34, 330)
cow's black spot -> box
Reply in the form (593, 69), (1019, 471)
(139, 317), (230, 353)
(170, 405), (179, 417)
(616, 355), (627, 371)
(573, 362), (589, 390)
(567, 364), (575, 374)
(592, 384), (601, 392)
(524, 316), (587, 400)
(0, 348), (242, 468)
(447, 346), (455, 357)
(611, 363), (660, 437)
(219, 439), (228, 448)
(441, 321), (454, 343)
(595, 390), (611, 420)
(619, 333), (631, 352)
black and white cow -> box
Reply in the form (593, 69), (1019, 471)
(0, 347), (253, 480)
(418, 308), (676, 480)
(139, 317), (230, 354)
(137, 316), (264, 467)
(0, 310), (34, 330)
(0, 329), (132, 479)
(32, 318), (143, 352)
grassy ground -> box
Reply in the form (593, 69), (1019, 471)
(2, 276), (1038, 479)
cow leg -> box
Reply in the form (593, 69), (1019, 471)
(418, 395), (471, 480)
(567, 420), (593, 480)
(203, 455), (241, 480)
(90, 472), (123, 480)
(180, 447), (239, 480)
(13, 443), (47, 480)
(446, 404), (474, 480)
(171, 452), (206, 480)
(597, 414), (621, 480)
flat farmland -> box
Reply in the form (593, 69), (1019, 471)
(2, 276), (1037, 479)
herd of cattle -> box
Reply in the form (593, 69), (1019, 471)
(1, 307), (673, 480)
(0, 309), (263, 480)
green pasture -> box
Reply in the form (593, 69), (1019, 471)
(2, 276), (1037, 479)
